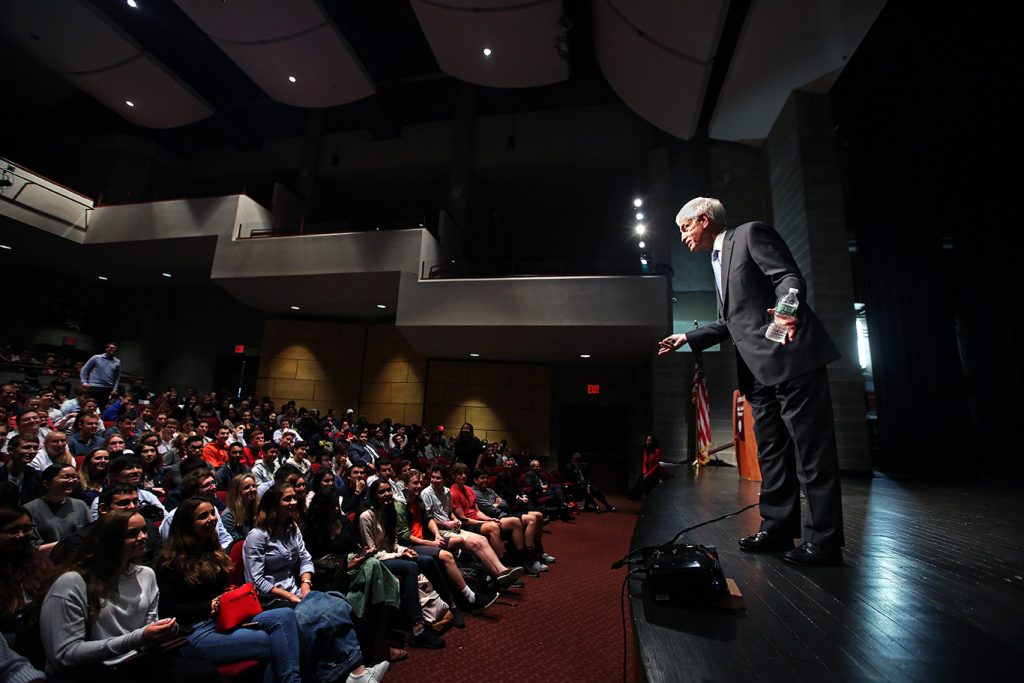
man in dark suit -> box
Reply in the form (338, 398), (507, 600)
(659, 197), (844, 565)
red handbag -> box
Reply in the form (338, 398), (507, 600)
(215, 582), (262, 632)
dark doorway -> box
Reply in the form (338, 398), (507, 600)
(558, 405), (631, 492)
(213, 355), (260, 401)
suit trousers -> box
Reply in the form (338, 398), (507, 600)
(746, 365), (844, 548)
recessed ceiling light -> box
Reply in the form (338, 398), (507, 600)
(635, 212), (644, 220)
(638, 241), (646, 249)
(469, 353), (480, 358)
(634, 224), (646, 235)
(633, 198), (643, 208)
(580, 354), (591, 359)
(97, 275), (109, 281)
(126, 100), (135, 107)
(483, 48), (492, 57)
(126, 0), (138, 7)
(288, 76), (297, 83)
(290, 305), (300, 310)
(640, 257), (648, 265)
(376, 304), (387, 309)
(0, 244), (11, 250)
(161, 272), (172, 278)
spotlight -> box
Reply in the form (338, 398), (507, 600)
(127, 0), (138, 7)
(126, 100), (135, 107)
(636, 212), (644, 220)
(483, 48), (492, 57)
(290, 305), (300, 310)
(635, 224), (646, 235)
(288, 76), (297, 83)
(638, 241), (646, 249)
(633, 198), (643, 208)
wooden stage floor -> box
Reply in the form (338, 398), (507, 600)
(626, 465), (1024, 682)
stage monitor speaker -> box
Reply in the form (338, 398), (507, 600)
(643, 544), (728, 605)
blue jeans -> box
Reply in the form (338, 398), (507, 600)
(294, 590), (363, 683)
(381, 557), (421, 626)
(182, 608), (301, 683)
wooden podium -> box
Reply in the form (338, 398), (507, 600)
(732, 390), (762, 481)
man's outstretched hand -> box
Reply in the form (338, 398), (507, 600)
(658, 333), (688, 355)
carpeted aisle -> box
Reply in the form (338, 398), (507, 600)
(387, 494), (642, 683)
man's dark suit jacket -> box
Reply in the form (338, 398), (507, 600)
(686, 222), (840, 390)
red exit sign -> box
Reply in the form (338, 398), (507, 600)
(234, 345), (246, 354)
(586, 384), (601, 395)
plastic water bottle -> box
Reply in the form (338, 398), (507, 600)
(766, 288), (800, 342)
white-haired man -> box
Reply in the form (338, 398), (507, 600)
(659, 197), (844, 565)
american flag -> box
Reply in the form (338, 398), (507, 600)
(692, 351), (711, 465)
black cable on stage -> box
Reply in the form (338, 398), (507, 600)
(610, 501), (759, 570)
(621, 568), (640, 683)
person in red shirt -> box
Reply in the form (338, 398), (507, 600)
(201, 426), (230, 469)
(449, 462), (543, 576)
(641, 434), (671, 496)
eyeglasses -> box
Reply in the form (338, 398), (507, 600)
(0, 524), (36, 537)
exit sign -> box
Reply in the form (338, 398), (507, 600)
(234, 345), (245, 354)
(586, 384), (601, 395)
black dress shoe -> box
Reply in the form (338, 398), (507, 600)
(783, 542), (843, 566)
(738, 531), (795, 553)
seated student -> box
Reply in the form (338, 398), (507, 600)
(0, 505), (50, 646)
(395, 469), (497, 613)
(51, 483), (162, 566)
(104, 432), (128, 458)
(165, 434), (205, 487)
(250, 443), (282, 486)
(158, 470), (232, 549)
(243, 429), (266, 468)
(419, 465), (524, 588)
(201, 427), (231, 469)
(563, 451), (616, 512)
(524, 459), (569, 508)
(74, 447), (110, 507)
(471, 467), (555, 566)
(221, 473), (259, 542)
(136, 441), (167, 498)
(366, 460), (405, 504)
(243, 484), (389, 683)
(284, 441), (312, 475)
(36, 509), (220, 682)
(89, 455), (166, 521)
(449, 462), (542, 575)
(494, 458), (532, 511)
(339, 463), (369, 514)
(156, 497), (303, 682)
(30, 429), (74, 471)
(162, 456), (213, 512)
(0, 434), (44, 504)
(308, 466), (339, 508)
(216, 442), (251, 491)
(358, 480), (450, 644)
(303, 487), (402, 663)
(25, 465), (92, 554)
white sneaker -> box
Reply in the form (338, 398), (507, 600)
(540, 553), (556, 563)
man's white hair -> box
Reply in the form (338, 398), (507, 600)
(675, 197), (726, 228)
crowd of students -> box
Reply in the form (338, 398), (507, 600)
(0, 375), (610, 682)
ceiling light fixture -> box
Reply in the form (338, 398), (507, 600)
(635, 212), (644, 220)
(126, 100), (135, 107)
(376, 304), (387, 309)
(97, 275), (109, 281)
(290, 305), (300, 310)
(288, 76), (297, 83)
(633, 198), (643, 208)
(638, 241), (646, 249)
(127, 0), (138, 7)
(634, 224), (646, 235)
(580, 354), (591, 359)
(483, 48), (492, 57)
(161, 272), (172, 278)
(469, 353), (480, 358)
(0, 244), (12, 250)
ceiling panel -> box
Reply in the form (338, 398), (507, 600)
(410, 0), (569, 88)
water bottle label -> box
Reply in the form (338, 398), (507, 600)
(776, 300), (798, 316)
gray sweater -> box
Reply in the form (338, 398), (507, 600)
(40, 566), (159, 674)
(24, 496), (91, 545)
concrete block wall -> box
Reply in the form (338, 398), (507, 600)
(424, 360), (552, 456)
(765, 91), (870, 471)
